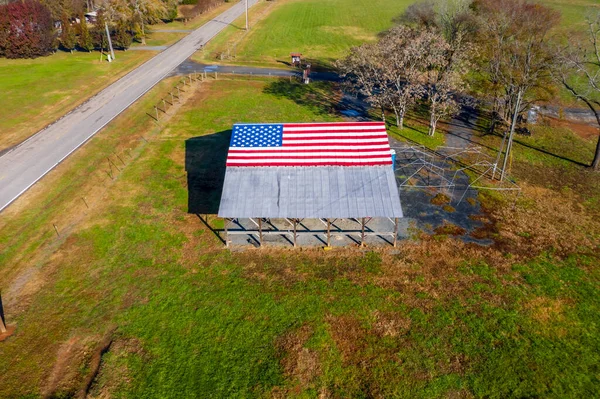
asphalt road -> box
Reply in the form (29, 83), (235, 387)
(0, 0), (257, 213)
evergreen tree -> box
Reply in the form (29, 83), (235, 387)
(92, 9), (108, 53)
(60, 13), (76, 52)
(78, 12), (93, 52)
(113, 20), (132, 50)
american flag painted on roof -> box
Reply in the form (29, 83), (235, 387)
(226, 122), (393, 167)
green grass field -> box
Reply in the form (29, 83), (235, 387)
(195, 0), (416, 68)
(0, 51), (154, 151)
(0, 78), (598, 398)
(196, 0), (600, 70)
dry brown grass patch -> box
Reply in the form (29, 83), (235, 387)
(327, 314), (368, 365)
(431, 193), (451, 206)
(487, 183), (600, 256)
(372, 310), (411, 338)
(275, 324), (321, 389)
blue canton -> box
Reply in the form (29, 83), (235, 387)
(231, 124), (283, 147)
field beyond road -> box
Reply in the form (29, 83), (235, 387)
(195, 0), (415, 68)
(0, 51), (155, 152)
(0, 77), (599, 397)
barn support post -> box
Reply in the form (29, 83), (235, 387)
(258, 218), (263, 247)
(293, 219), (298, 248)
(393, 217), (398, 247)
(361, 218), (365, 247)
(326, 218), (331, 247)
(223, 218), (229, 248)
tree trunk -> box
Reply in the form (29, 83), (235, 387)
(429, 106), (437, 136)
(141, 19), (146, 45)
(501, 89), (522, 181)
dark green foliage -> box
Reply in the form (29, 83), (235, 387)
(77, 12), (93, 52)
(59, 13), (77, 52)
(92, 10), (108, 52)
(113, 20), (133, 50)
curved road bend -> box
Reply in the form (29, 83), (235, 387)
(0, 0), (257, 213)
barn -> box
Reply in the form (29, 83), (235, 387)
(217, 121), (403, 247)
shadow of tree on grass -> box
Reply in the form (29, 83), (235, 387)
(262, 79), (340, 117)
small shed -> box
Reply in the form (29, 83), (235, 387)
(290, 52), (302, 67)
(217, 122), (404, 248)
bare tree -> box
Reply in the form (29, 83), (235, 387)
(337, 43), (392, 122)
(379, 26), (435, 129)
(474, 0), (559, 179)
(555, 13), (600, 170)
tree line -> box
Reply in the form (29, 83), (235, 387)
(0, 0), (221, 58)
(338, 0), (600, 171)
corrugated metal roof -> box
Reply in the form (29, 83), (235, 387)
(218, 166), (403, 219)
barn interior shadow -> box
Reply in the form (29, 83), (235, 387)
(185, 130), (231, 215)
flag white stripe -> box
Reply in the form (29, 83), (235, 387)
(282, 138), (389, 144)
(228, 151), (392, 158)
(283, 126), (385, 132)
(229, 144), (391, 151)
(226, 157), (393, 164)
(283, 131), (387, 138)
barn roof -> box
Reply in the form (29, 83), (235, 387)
(217, 122), (403, 219)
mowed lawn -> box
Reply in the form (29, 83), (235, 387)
(0, 78), (599, 398)
(0, 50), (154, 151)
(196, 0), (415, 68)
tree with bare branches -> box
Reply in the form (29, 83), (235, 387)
(336, 43), (392, 123)
(474, 0), (559, 179)
(555, 12), (600, 171)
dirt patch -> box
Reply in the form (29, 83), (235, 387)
(0, 325), (16, 342)
(547, 117), (599, 141)
(43, 335), (96, 398)
(275, 324), (321, 389)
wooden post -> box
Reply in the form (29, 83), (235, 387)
(177, 86), (181, 99)
(223, 218), (229, 248)
(154, 106), (159, 121)
(170, 92), (174, 104)
(326, 218), (331, 247)
(393, 217), (398, 247)
(361, 217), (365, 247)
(258, 218), (263, 247)
(162, 99), (166, 111)
(293, 219), (297, 248)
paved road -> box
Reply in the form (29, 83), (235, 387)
(171, 60), (341, 82)
(0, 0), (257, 213)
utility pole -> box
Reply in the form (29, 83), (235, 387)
(105, 22), (115, 61)
(245, 0), (249, 30)
(501, 89), (523, 182)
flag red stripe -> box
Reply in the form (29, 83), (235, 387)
(227, 154), (390, 160)
(283, 122), (385, 128)
(282, 135), (387, 141)
(226, 161), (393, 167)
(229, 148), (390, 153)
